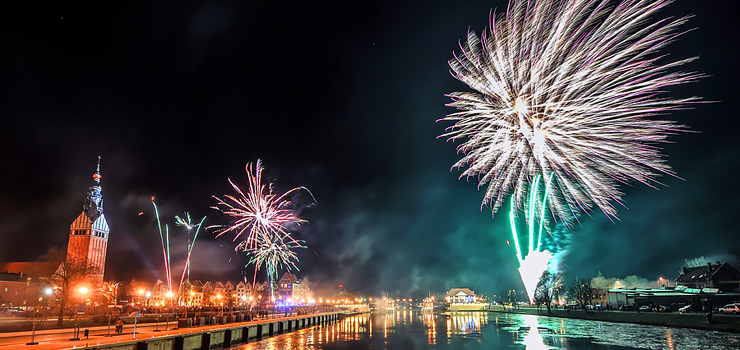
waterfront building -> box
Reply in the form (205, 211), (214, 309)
(189, 280), (205, 306)
(445, 288), (490, 311)
(675, 262), (740, 292)
(291, 279), (312, 304)
(235, 281), (252, 304)
(277, 273), (297, 301)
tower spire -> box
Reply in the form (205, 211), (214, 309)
(84, 156), (104, 222)
(93, 155), (102, 184)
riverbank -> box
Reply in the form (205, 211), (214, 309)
(487, 306), (740, 333)
(0, 311), (348, 350)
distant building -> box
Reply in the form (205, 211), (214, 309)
(445, 288), (489, 311)
(445, 288), (477, 304)
(66, 157), (110, 280)
(0, 272), (53, 309)
(277, 273), (297, 301)
(676, 262), (740, 292)
(235, 281), (252, 304)
(291, 279), (311, 304)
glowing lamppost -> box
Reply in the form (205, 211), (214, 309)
(138, 289), (145, 306)
(71, 287), (88, 340)
(145, 292), (151, 313)
(216, 294), (223, 317)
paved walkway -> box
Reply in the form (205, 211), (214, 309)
(0, 312), (336, 350)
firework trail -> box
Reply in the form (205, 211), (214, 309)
(242, 233), (305, 299)
(511, 175), (556, 303)
(152, 201), (173, 294)
(211, 159), (315, 249)
(440, 0), (703, 302)
(175, 213), (206, 289)
(440, 0), (703, 223)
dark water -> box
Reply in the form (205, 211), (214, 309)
(228, 310), (740, 350)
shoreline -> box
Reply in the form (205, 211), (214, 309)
(485, 306), (740, 333)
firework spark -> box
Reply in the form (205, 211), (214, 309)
(175, 212), (206, 288)
(242, 233), (305, 299)
(152, 201), (173, 293)
(211, 159), (315, 249)
(213, 159), (315, 298)
(510, 175), (556, 303)
(440, 0), (703, 223)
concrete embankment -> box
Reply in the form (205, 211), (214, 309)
(92, 311), (347, 350)
(489, 307), (740, 333)
(0, 311), (351, 350)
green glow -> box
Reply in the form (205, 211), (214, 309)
(528, 175), (541, 254)
(536, 173), (554, 251)
(509, 173), (556, 265)
(509, 199), (523, 263)
(508, 173), (557, 303)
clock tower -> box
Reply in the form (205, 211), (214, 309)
(66, 156), (110, 280)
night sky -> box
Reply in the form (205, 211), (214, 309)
(1, 1), (738, 298)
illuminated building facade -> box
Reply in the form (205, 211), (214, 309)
(66, 157), (109, 280)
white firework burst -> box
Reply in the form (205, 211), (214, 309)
(440, 0), (703, 223)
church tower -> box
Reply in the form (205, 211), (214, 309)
(66, 156), (110, 280)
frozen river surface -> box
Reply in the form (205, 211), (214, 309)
(229, 310), (740, 350)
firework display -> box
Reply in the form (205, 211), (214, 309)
(212, 159), (313, 249)
(175, 212), (206, 288)
(441, 0), (702, 301)
(440, 0), (702, 222)
(152, 201), (173, 294)
(511, 175), (555, 303)
(213, 159), (314, 298)
(242, 233), (305, 298)
(153, 201), (206, 296)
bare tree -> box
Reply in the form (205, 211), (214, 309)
(43, 248), (101, 325)
(534, 271), (561, 314)
(92, 282), (118, 312)
(568, 276), (594, 312)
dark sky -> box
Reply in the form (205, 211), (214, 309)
(1, 1), (738, 298)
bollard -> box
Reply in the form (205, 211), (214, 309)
(201, 332), (211, 350)
(174, 336), (184, 350)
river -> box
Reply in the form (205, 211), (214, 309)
(228, 310), (740, 350)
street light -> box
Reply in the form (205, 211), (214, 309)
(145, 292), (151, 314)
(166, 291), (174, 310)
(216, 294), (223, 316)
(71, 287), (88, 340)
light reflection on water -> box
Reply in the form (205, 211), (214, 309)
(228, 310), (740, 350)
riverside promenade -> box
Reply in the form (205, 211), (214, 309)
(489, 305), (740, 333)
(0, 311), (346, 350)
